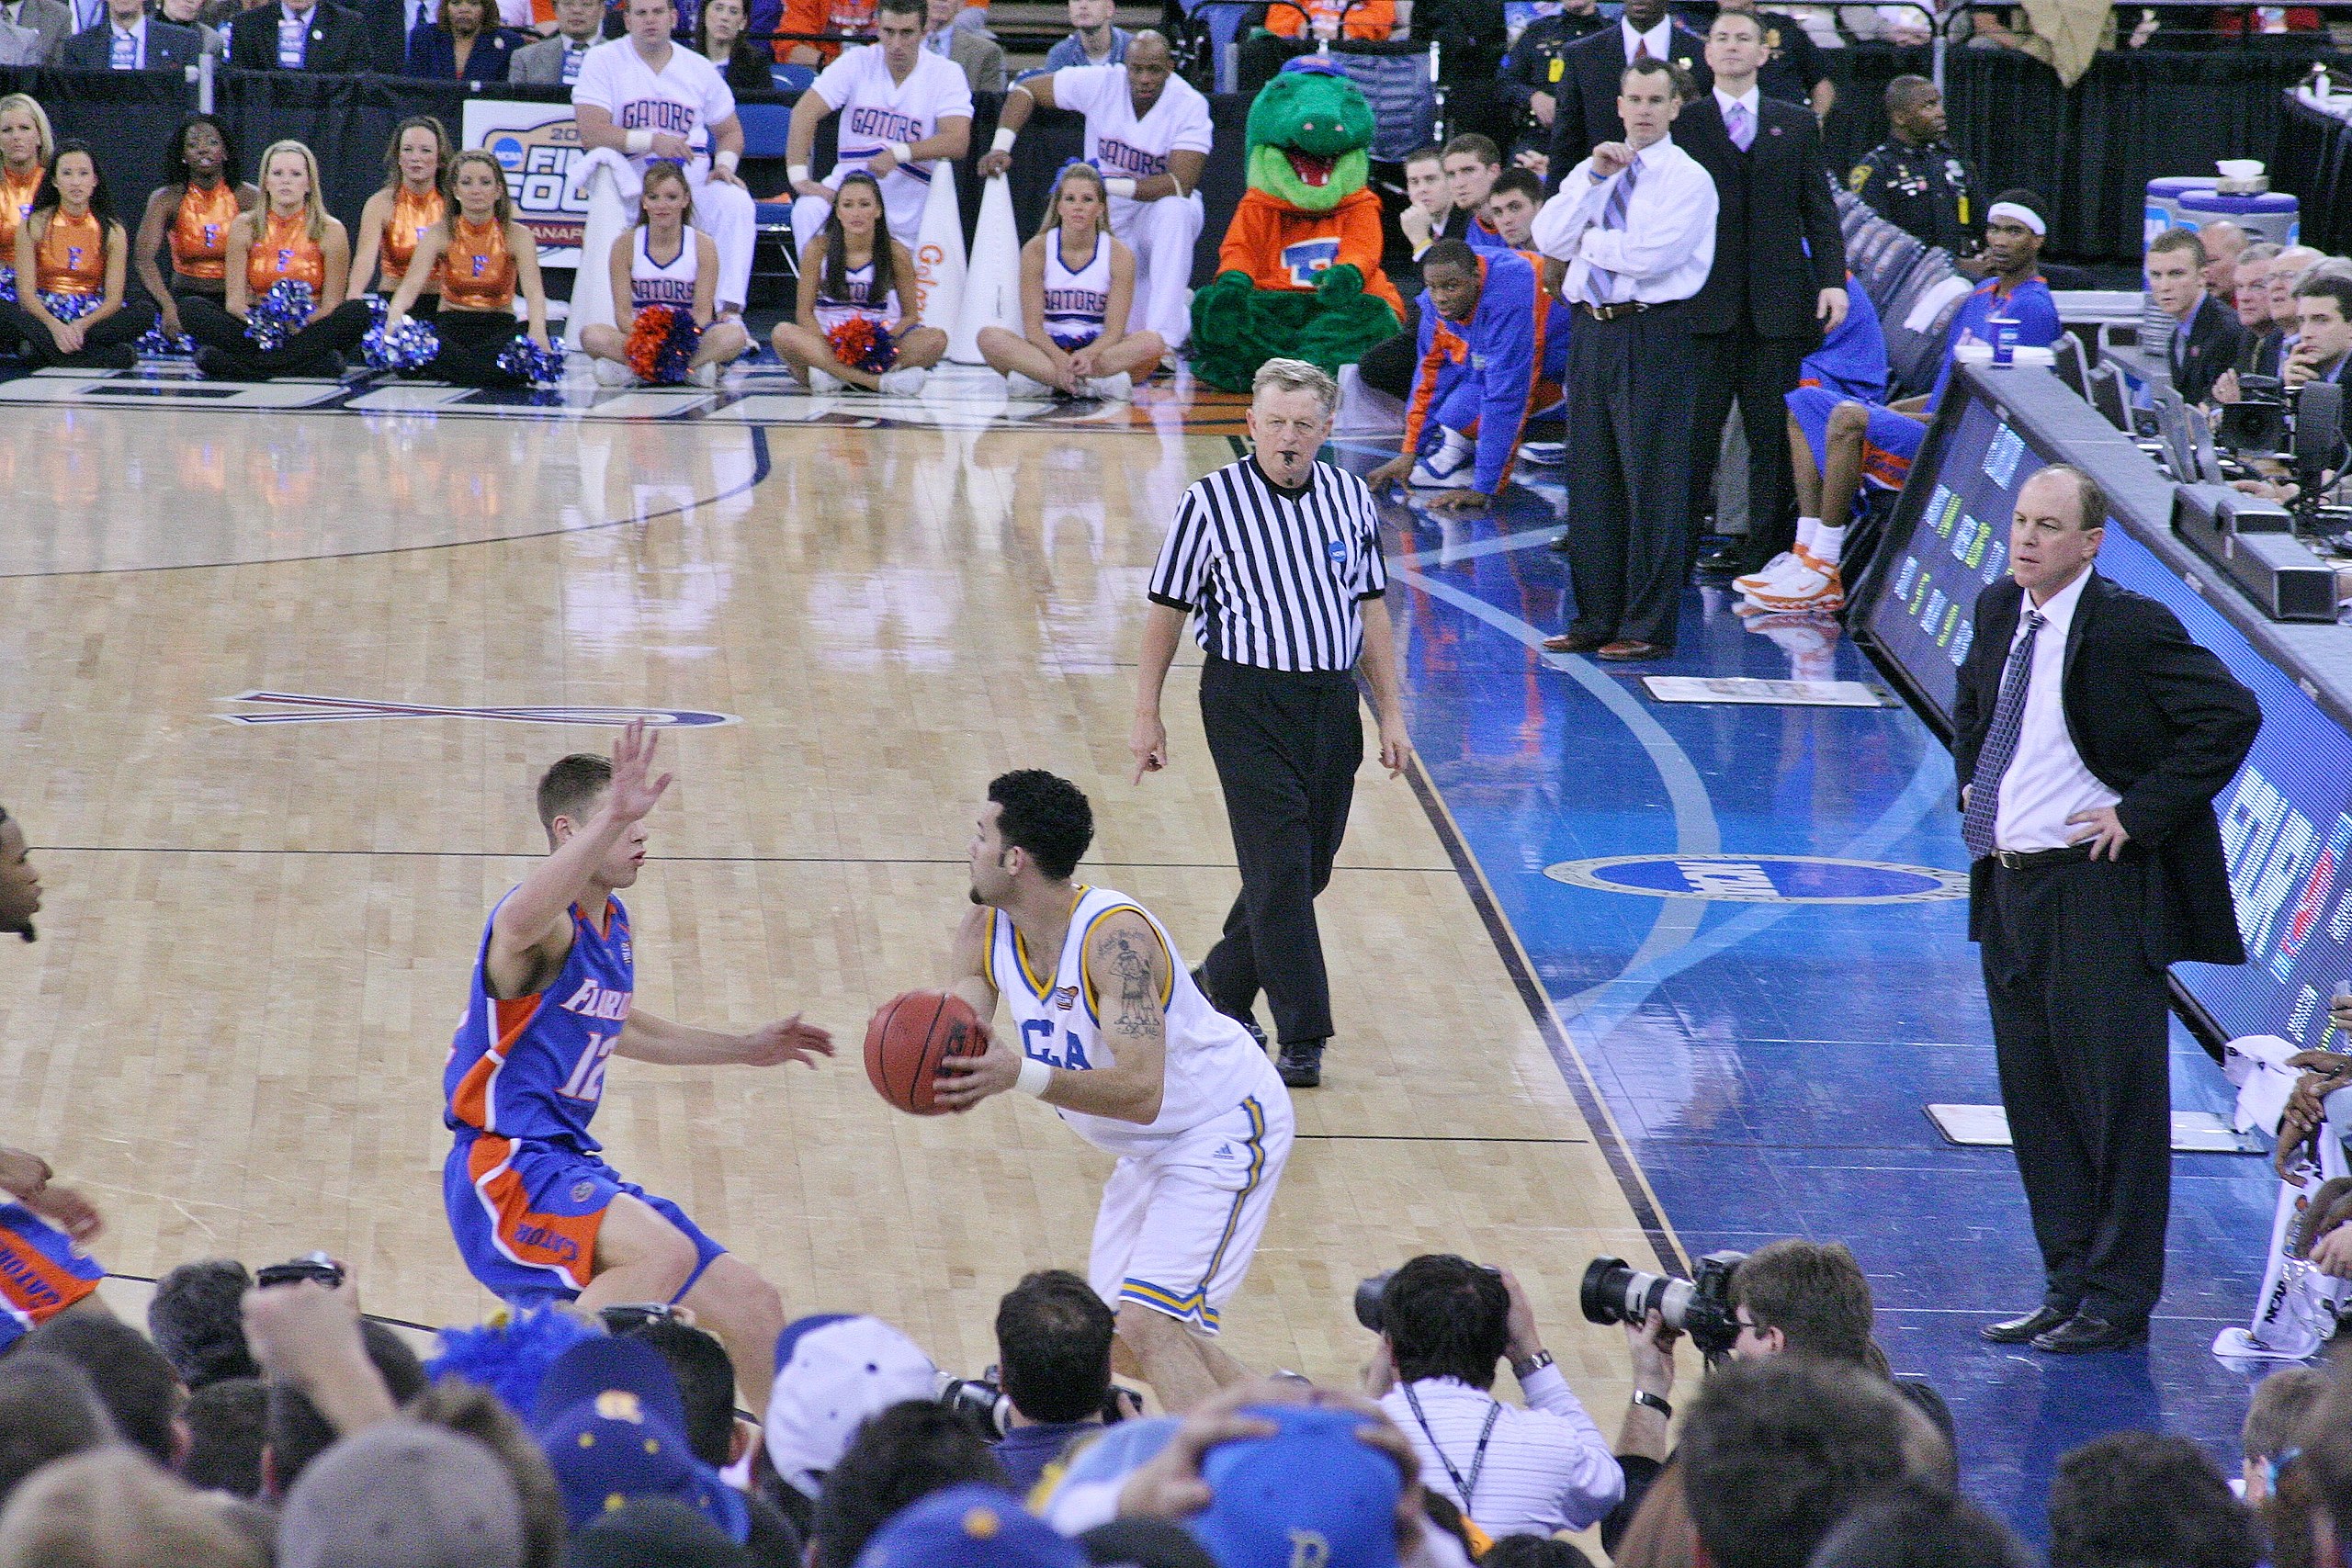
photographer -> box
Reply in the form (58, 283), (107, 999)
(1363, 1254), (1621, 1540)
(991, 1269), (1127, 1490)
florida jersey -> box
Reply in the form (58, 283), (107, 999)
(445, 894), (634, 1152)
(1214, 187), (1404, 318)
(986, 886), (1285, 1157)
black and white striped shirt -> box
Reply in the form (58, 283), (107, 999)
(1147, 457), (1387, 672)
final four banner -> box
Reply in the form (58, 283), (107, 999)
(463, 101), (590, 267)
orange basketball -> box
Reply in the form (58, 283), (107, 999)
(865, 989), (988, 1115)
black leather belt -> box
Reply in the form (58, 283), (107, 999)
(1986, 843), (2098, 871)
(1579, 299), (1656, 321)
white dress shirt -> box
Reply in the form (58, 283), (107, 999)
(1994, 568), (2120, 852)
(1532, 135), (1718, 308)
(1713, 83), (1759, 126)
(1620, 14), (1670, 60)
(1377, 1371), (1623, 1539)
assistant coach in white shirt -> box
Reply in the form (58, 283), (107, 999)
(1532, 56), (1715, 661)
(1956, 463), (2257, 1356)
(1367, 1255), (1621, 1540)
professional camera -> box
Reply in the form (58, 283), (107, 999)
(2217, 378), (2349, 524)
(936, 1371), (1012, 1436)
(1579, 1250), (1747, 1357)
(1352, 1262), (1509, 1333)
(254, 1251), (345, 1290)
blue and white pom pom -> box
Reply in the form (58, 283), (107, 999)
(361, 314), (441, 372)
(496, 335), (564, 387)
(40, 292), (100, 324)
(243, 279), (315, 352)
(0, 269), (15, 304)
(134, 323), (196, 358)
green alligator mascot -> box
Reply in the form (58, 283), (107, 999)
(1189, 57), (1405, 393)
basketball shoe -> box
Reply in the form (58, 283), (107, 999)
(1749, 558), (1844, 614)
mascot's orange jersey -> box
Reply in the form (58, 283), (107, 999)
(1215, 186), (1403, 318)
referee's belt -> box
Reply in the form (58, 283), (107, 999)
(1982, 842), (2140, 871)
(1577, 299), (1673, 321)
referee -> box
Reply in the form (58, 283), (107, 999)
(1131, 358), (1412, 1089)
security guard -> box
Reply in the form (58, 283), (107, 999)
(1498, 1), (1606, 152)
(1849, 73), (1987, 261)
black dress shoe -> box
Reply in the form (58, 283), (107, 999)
(1277, 1041), (1324, 1088)
(1979, 1304), (2075, 1345)
(1191, 966), (1268, 1052)
(1543, 631), (1608, 653)
(2031, 1313), (2149, 1354)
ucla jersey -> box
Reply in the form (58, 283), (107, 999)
(445, 893), (634, 1152)
(988, 886), (1284, 1156)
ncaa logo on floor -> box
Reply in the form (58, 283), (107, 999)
(1543, 854), (1968, 904)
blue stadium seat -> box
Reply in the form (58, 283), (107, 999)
(737, 100), (801, 298)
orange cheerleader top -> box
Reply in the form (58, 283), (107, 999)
(246, 209), (325, 296)
(381, 185), (446, 286)
(170, 181), (243, 282)
(438, 215), (514, 311)
(0, 164), (40, 267)
(35, 209), (107, 298)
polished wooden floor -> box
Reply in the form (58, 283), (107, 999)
(0, 369), (1663, 1424)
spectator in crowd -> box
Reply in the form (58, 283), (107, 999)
(179, 1378), (266, 1499)
(808, 1403), (1010, 1568)
(405, 1381), (567, 1568)
(278, 1423), (525, 1568)
(1542, 0), (1709, 193)
(0, 1449), (265, 1568)
(1369, 240), (1569, 508)
(2047, 1434), (2256, 1568)
(979, 30), (1206, 353)
(0, 142), (157, 369)
(976, 162), (1160, 400)
(406, 0), (525, 78)
(2201, 218), (2248, 299)
(2267, 243), (2325, 334)
(922, 0), (1001, 91)
(1039, 0), (1125, 69)
(148, 1258), (261, 1391)
(857, 1485), (1089, 1568)
(183, 140), (370, 378)
(0, 0), (66, 61)
(381, 150), (553, 386)
(1499, 0), (1605, 153)
(784, 0), (972, 255)
(530, 1337), (755, 1551)
(700, 0), (779, 91)
(0, 96), (49, 304)
(1265, 0), (1393, 44)
(616, 1315), (763, 1473)
(2280, 269), (2352, 449)
(1679, 1358), (1915, 1568)
(260, 1314), (427, 1497)
(1398, 145), (1451, 260)
(1360, 1254), (1620, 1540)
(582, 160), (751, 387)
(1482, 167), (1544, 250)
(778, 0), (868, 65)
(0, 1353), (112, 1509)
(2146, 227), (2246, 406)
(507, 0), (596, 77)
(62, 0), (203, 68)
(131, 117), (257, 345)
(1439, 133), (1508, 249)
(1848, 76), (1985, 265)
(1713, 0), (1828, 118)
(772, 170), (942, 393)
(227, 0), (367, 70)
(2213, 240), (2282, 399)
(0, 800), (37, 941)
(1484, 1538), (1593, 1568)
(2245, 1369), (2328, 1568)
(348, 117), (449, 311)
(989, 1269), (1120, 1491)
(1807, 1480), (2035, 1568)
(157, 0), (226, 51)
(763, 1314), (941, 1522)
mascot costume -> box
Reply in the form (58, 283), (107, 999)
(1189, 56), (1403, 392)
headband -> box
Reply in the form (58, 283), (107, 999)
(1987, 200), (2045, 236)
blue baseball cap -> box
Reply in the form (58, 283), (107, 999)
(1186, 1407), (1403, 1568)
(854, 1485), (1092, 1568)
(531, 1336), (751, 1544)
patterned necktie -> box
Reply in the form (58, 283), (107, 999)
(1960, 608), (2047, 860)
(1584, 157), (1640, 305)
(1633, 35), (1652, 59)
(1725, 99), (1754, 152)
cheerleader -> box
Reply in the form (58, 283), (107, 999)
(0, 142), (156, 369)
(131, 116), (258, 344)
(0, 95), (53, 306)
(977, 161), (1159, 402)
(579, 160), (748, 387)
(347, 117), (450, 314)
(767, 171), (941, 396)
(182, 140), (371, 379)
(383, 150), (554, 387)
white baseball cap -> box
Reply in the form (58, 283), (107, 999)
(763, 1314), (940, 1499)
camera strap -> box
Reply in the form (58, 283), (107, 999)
(1401, 1382), (1500, 1513)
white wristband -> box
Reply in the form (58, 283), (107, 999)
(1015, 1057), (1051, 1097)
(625, 129), (652, 154)
(1104, 176), (1136, 197)
(991, 127), (1016, 152)
(715, 149), (740, 173)
(787, 163), (809, 185)
(887, 141), (913, 164)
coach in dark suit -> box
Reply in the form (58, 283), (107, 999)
(1959, 463), (2259, 1356)
(228, 0), (366, 70)
(62, 0), (201, 66)
(1543, 0), (1707, 187)
(1678, 6), (1843, 570)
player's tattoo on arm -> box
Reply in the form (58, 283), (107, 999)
(1098, 926), (1159, 1038)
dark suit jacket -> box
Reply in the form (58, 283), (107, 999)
(1676, 91), (1844, 340)
(1953, 571), (2261, 967)
(2167, 293), (2249, 406)
(227, 0), (365, 70)
(1544, 21), (1711, 189)
(2237, 326), (2284, 379)
(61, 14), (200, 65)
(403, 19), (522, 78)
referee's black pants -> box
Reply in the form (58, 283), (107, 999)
(1977, 852), (2172, 1326)
(1196, 655), (1362, 1047)
(1563, 303), (1696, 649)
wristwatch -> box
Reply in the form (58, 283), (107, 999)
(1631, 1389), (1673, 1419)
(1510, 1348), (1555, 1379)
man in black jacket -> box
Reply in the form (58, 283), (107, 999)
(1542, 0), (1707, 188)
(62, 0), (202, 67)
(1677, 7), (1844, 571)
(1960, 463), (2260, 1355)
(2147, 227), (2247, 407)
(227, 0), (365, 70)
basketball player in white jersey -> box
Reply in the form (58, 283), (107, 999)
(976, 162), (1162, 400)
(571, 0), (757, 318)
(784, 0), (973, 255)
(934, 770), (1295, 1415)
(978, 31), (1208, 352)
